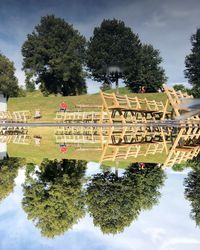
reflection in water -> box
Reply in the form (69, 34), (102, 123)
(22, 159), (87, 238)
(86, 163), (166, 234)
(0, 155), (199, 243)
(21, 160), (166, 237)
(54, 125), (200, 167)
(0, 158), (23, 202)
(0, 122), (199, 168)
(184, 155), (200, 227)
(0, 117), (199, 239)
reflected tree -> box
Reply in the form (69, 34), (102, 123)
(86, 163), (165, 234)
(124, 163), (166, 210)
(86, 171), (140, 234)
(184, 165), (200, 226)
(22, 159), (87, 238)
(0, 158), (23, 202)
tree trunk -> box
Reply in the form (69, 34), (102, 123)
(116, 77), (119, 94)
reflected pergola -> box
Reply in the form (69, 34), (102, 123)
(54, 123), (200, 167)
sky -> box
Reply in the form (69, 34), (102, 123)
(0, 0), (200, 93)
(0, 165), (200, 250)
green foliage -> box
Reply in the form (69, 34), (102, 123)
(22, 159), (87, 238)
(86, 163), (165, 234)
(87, 19), (166, 92)
(172, 154), (200, 170)
(173, 84), (188, 93)
(87, 19), (141, 86)
(172, 163), (187, 172)
(18, 86), (27, 97)
(126, 44), (167, 92)
(86, 171), (140, 234)
(22, 15), (87, 96)
(124, 163), (166, 210)
(189, 87), (200, 98)
(25, 70), (35, 92)
(185, 28), (200, 91)
(0, 53), (19, 97)
(0, 158), (22, 201)
(100, 81), (112, 92)
(184, 165), (200, 226)
(187, 154), (200, 168)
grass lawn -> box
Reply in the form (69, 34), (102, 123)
(7, 127), (169, 167)
(8, 87), (168, 122)
(7, 88), (169, 167)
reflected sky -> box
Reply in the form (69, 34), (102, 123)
(0, 163), (200, 250)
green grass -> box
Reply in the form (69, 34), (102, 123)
(7, 127), (169, 167)
(7, 88), (169, 167)
(8, 87), (167, 122)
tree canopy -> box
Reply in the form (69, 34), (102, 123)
(0, 53), (19, 97)
(87, 19), (166, 92)
(86, 171), (141, 234)
(185, 28), (200, 97)
(173, 84), (188, 93)
(86, 163), (165, 234)
(0, 158), (23, 202)
(126, 44), (166, 92)
(184, 166), (200, 226)
(87, 19), (141, 88)
(22, 159), (87, 238)
(22, 15), (87, 96)
(124, 163), (166, 210)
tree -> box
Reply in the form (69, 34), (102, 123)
(185, 28), (200, 97)
(173, 84), (188, 93)
(126, 44), (167, 92)
(87, 19), (141, 92)
(0, 158), (23, 202)
(124, 163), (166, 210)
(86, 163), (165, 234)
(87, 19), (166, 93)
(189, 87), (200, 98)
(22, 15), (87, 96)
(22, 159), (87, 238)
(86, 171), (141, 234)
(25, 70), (35, 92)
(184, 166), (200, 226)
(0, 53), (19, 97)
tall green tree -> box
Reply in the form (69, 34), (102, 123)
(185, 28), (200, 97)
(0, 158), (23, 202)
(126, 44), (167, 92)
(87, 19), (141, 92)
(184, 166), (200, 226)
(0, 53), (19, 97)
(86, 163), (165, 234)
(22, 15), (87, 96)
(22, 159), (87, 238)
(87, 19), (166, 93)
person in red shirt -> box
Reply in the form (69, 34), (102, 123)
(59, 101), (68, 112)
(59, 144), (68, 153)
(139, 86), (146, 93)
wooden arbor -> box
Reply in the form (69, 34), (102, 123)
(164, 124), (200, 167)
(99, 91), (169, 124)
(163, 84), (194, 118)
